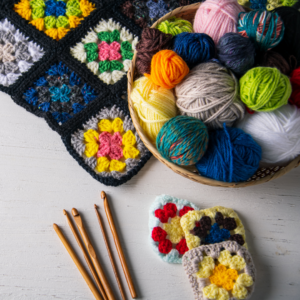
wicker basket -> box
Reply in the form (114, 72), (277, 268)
(127, 2), (300, 187)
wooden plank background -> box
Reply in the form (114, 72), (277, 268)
(0, 91), (299, 300)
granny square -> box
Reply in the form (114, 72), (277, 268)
(183, 241), (256, 300)
(181, 207), (247, 250)
(149, 194), (200, 263)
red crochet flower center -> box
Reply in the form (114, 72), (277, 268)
(151, 227), (167, 242)
(154, 203), (177, 223)
(158, 239), (172, 254)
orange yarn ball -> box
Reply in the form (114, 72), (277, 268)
(145, 50), (189, 89)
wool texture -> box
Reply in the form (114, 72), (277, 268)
(289, 67), (300, 107)
(157, 17), (193, 37)
(145, 50), (189, 89)
(273, 6), (300, 68)
(196, 125), (261, 182)
(217, 33), (256, 76)
(237, 105), (300, 165)
(266, 0), (298, 10)
(173, 32), (215, 69)
(136, 28), (173, 75)
(193, 0), (244, 44)
(175, 62), (245, 129)
(156, 116), (208, 166)
(238, 10), (285, 53)
(258, 50), (292, 76)
(130, 76), (177, 143)
(240, 67), (291, 112)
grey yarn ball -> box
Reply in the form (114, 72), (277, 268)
(175, 62), (245, 129)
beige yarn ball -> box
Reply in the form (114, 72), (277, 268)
(175, 62), (245, 129)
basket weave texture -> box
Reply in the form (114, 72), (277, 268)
(127, 3), (300, 187)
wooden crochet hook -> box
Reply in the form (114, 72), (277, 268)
(94, 204), (127, 300)
(53, 224), (102, 300)
(71, 208), (115, 300)
(63, 210), (107, 300)
(101, 191), (137, 299)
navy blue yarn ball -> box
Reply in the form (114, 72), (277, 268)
(217, 33), (256, 76)
(173, 32), (215, 68)
(196, 125), (262, 183)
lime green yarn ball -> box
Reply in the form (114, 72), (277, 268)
(240, 67), (292, 112)
(157, 17), (193, 37)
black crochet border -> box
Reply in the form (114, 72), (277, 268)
(61, 93), (152, 187)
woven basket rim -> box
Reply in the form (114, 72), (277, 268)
(127, 2), (300, 188)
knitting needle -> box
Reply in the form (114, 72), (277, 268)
(71, 208), (115, 300)
(53, 224), (102, 300)
(63, 210), (107, 300)
(94, 204), (127, 300)
(101, 191), (137, 299)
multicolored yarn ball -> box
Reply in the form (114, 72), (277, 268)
(258, 51), (291, 75)
(156, 116), (209, 166)
(175, 62), (245, 129)
(238, 10), (285, 52)
(173, 32), (215, 69)
(240, 67), (291, 112)
(217, 33), (256, 76)
(136, 28), (173, 75)
(289, 67), (300, 108)
(196, 125), (262, 182)
(193, 0), (244, 44)
(145, 50), (189, 89)
(273, 6), (300, 68)
(157, 17), (193, 37)
(237, 105), (300, 165)
(130, 76), (177, 143)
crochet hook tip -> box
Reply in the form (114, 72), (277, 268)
(63, 209), (67, 215)
(71, 208), (79, 217)
(101, 191), (106, 200)
(94, 204), (98, 209)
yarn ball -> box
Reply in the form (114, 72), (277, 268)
(289, 67), (300, 108)
(238, 10), (285, 52)
(130, 76), (177, 143)
(258, 50), (291, 76)
(173, 32), (215, 69)
(237, 105), (300, 165)
(193, 0), (244, 44)
(156, 116), (209, 166)
(136, 28), (173, 75)
(217, 33), (256, 76)
(266, 0), (298, 11)
(240, 67), (291, 112)
(145, 50), (189, 89)
(196, 125), (262, 182)
(273, 6), (300, 68)
(157, 17), (193, 37)
(175, 62), (245, 129)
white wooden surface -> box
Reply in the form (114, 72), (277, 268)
(0, 91), (299, 300)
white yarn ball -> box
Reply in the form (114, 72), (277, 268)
(237, 105), (300, 166)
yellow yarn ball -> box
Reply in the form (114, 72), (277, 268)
(130, 76), (177, 143)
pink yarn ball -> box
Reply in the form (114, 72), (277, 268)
(193, 0), (244, 44)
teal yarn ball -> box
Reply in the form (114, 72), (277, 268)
(196, 125), (262, 182)
(156, 116), (209, 166)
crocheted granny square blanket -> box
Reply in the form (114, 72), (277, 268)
(149, 194), (200, 263)
(183, 241), (256, 300)
(181, 206), (247, 250)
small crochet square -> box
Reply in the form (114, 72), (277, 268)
(181, 206), (247, 250)
(67, 103), (151, 186)
(183, 241), (256, 300)
(0, 18), (44, 87)
(22, 61), (98, 125)
(13, 0), (96, 41)
(149, 194), (200, 264)
(70, 18), (138, 85)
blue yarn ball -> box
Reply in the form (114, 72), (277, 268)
(196, 125), (262, 182)
(217, 33), (256, 76)
(173, 32), (215, 68)
(156, 116), (209, 166)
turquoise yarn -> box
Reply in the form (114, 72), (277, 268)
(238, 10), (285, 52)
(196, 125), (262, 182)
(156, 116), (209, 166)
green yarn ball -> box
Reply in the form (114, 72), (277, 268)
(239, 67), (291, 112)
(157, 17), (193, 37)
